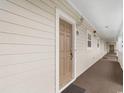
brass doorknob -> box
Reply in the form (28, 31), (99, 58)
(70, 52), (73, 60)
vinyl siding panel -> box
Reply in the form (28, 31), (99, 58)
(0, 0), (56, 93)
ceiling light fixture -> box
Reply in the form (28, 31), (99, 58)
(105, 26), (109, 28)
(93, 30), (97, 37)
(76, 17), (84, 35)
(76, 17), (84, 27)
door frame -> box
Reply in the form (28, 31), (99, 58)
(56, 8), (77, 93)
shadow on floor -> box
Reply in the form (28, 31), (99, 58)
(62, 84), (85, 93)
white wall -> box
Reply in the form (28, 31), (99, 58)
(0, 0), (56, 93)
(0, 0), (107, 93)
(117, 28), (123, 69)
(76, 25), (107, 76)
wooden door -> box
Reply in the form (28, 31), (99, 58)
(59, 19), (73, 89)
(109, 45), (114, 53)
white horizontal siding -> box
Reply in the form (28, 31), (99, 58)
(0, 0), (56, 93)
(76, 25), (107, 76)
(0, 65), (55, 93)
(0, 22), (54, 39)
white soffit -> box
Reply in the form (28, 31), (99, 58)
(68, 0), (123, 42)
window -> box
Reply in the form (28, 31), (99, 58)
(88, 34), (91, 47)
(97, 39), (99, 48)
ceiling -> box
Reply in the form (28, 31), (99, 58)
(68, 0), (123, 42)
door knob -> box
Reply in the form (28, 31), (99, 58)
(70, 52), (73, 60)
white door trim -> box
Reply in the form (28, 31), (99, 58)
(56, 8), (77, 93)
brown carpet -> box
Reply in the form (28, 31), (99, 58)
(74, 53), (123, 93)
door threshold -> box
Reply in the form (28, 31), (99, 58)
(60, 78), (76, 93)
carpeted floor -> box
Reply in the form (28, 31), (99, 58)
(74, 53), (123, 93)
(62, 53), (123, 93)
(62, 84), (85, 93)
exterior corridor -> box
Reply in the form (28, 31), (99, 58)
(74, 53), (123, 93)
(63, 53), (123, 93)
(0, 0), (122, 93)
